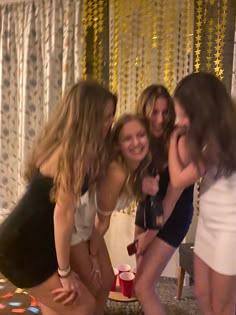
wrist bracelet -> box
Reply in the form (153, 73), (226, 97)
(58, 265), (71, 278)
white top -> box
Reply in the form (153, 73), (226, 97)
(71, 190), (130, 246)
(199, 169), (236, 231)
(194, 169), (236, 274)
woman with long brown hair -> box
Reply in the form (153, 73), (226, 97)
(170, 72), (236, 315)
(134, 84), (194, 315)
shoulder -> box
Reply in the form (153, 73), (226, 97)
(106, 161), (127, 185)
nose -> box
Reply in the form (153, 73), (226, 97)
(156, 113), (164, 124)
(131, 136), (139, 146)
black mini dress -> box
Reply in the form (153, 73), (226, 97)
(0, 169), (88, 288)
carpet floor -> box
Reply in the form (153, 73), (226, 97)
(0, 275), (200, 314)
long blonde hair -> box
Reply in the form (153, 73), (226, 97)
(25, 79), (117, 200)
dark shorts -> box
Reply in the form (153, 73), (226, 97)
(135, 202), (193, 248)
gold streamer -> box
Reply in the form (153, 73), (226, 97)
(206, 18), (214, 71)
(109, 0), (118, 94)
(81, 0), (105, 82)
(214, 0), (228, 79)
(163, 1), (176, 93)
(186, 0), (194, 75)
(156, 0), (164, 84)
(81, 0), (89, 79)
(109, 0), (194, 115)
(194, 0), (203, 72)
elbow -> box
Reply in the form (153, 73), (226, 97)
(170, 178), (185, 190)
(54, 206), (74, 225)
(101, 222), (110, 236)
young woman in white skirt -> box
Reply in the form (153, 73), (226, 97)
(169, 72), (236, 315)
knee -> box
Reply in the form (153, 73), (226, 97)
(194, 284), (210, 306)
(211, 297), (233, 315)
(84, 296), (96, 314)
(134, 276), (153, 302)
(102, 268), (114, 292)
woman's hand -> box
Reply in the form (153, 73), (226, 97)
(142, 175), (159, 196)
(172, 126), (187, 139)
(51, 271), (80, 305)
(135, 230), (157, 256)
(90, 254), (103, 288)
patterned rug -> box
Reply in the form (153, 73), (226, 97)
(0, 277), (40, 314)
(0, 275), (200, 314)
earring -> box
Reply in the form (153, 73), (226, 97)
(201, 144), (208, 152)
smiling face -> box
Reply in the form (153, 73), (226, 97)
(117, 119), (149, 169)
(174, 100), (190, 130)
(147, 97), (169, 138)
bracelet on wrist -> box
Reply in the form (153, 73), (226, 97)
(58, 265), (71, 278)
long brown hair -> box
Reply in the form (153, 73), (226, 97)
(136, 84), (175, 170)
(25, 79), (117, 200)
(174, 72), (236, 177)
(110, 113), (151, 200)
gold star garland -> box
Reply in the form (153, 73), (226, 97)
(163, 1), (176, 93)
(206, 18), (214, 71)
(109, 0), (193, 115)
(214, 0), (228, 79)
(194, 0), (203, 72)
(186, 0), (194, 75)
(81, 0), (105, 82)
(179, 1), (188, 81)
(156, 0), (164, 84)
(109, 0), (118, 94)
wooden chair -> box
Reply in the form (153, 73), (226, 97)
(176, 243), (194, 299)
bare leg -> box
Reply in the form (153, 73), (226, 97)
(134, 237), (176, 315)
(194, 254), (213, 315)
(71, 239), (114, 315)
(39, 302), (60, 315)
(134, 225), (145, 270)
(211, 270), (236, 315)
(28, 272), (96, 315)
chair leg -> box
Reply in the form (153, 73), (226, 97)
(176, 266), (185, 299)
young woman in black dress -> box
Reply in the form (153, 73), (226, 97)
(0, 80), (117, 315)
(134, 85), (194, 315)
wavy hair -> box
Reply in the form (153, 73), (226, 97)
(24, 79), (117, 200)
(174, 72), (236, 177)
(136, 84), (175, 170)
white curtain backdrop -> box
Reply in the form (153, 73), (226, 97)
(0, 0), (83, 222)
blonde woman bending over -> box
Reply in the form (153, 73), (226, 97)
(0, 80), (117, 315)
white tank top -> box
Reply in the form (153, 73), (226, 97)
(71, 190), (130, 245)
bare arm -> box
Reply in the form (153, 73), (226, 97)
(162, 131), (200, 220)
(95, 212), (112, 236)
(54, 188), (76, 270)
(136, 133), (197, 253)
(169, 131), (204, 189)
(89, 161), (126, 255)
